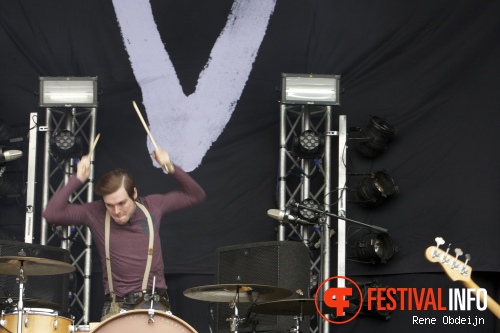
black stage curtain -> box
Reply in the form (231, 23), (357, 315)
(1, 1), (500, 332)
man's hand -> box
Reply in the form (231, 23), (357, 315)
(152, 147), (175, 174)
(76, 155), (91, 182)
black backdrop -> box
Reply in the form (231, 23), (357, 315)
(1, 1), (500, 332)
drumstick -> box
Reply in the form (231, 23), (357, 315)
(81, 133), (100, 173)
(132, 100), (174, 173)
(88, 133), (101, 157)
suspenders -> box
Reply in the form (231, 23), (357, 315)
(105, 201), (154, 301)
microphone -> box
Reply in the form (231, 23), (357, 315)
(267, 208), (315, 225)
(0, 149), (23, 164)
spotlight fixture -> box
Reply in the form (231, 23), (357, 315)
(346, 280), (396, 320)
(298, 198), (321, 221)
(39, 76), (98, 107)
(354, 232), (397, 264)
(354, 170), (398, 208)
(50, 130), (83, 158)
(281, 73), (340, 105)
(355, 116), (397, 158)
(292, 130), (325, 159)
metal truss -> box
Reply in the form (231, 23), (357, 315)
(277, 104), (347, 333)
(34, 107), (97, 325)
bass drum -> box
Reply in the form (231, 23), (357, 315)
(92, 309), (197, 333)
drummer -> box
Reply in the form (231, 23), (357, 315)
(42, 146), (206, 320)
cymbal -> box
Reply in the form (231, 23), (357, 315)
(251, 298), (318, 316)
(0, 256), (75, 275)
(0, 298), (62, 311)
(183, 284), (293, 303)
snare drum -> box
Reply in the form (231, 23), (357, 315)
(1, 307), (72, 333)
(93, 309), (197, 333)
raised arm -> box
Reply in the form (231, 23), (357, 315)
(42, 156), (92, 226)
(147, 153), (206, 214)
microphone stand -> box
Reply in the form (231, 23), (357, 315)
(289, 202), (388, 233)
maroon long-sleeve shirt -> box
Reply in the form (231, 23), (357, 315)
(43, 166), (205, 297)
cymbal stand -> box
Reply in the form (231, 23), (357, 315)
(16, 262), (26, 333)
(290, 303), (304, 333)
(227, 287), (244, 333)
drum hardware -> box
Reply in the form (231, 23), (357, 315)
(183, 284), (294, 333)
(0, 251), (76, 333)
(147, 276), (157, 323)
(250, 298), (334, 333)
(74, 324), (90, 332)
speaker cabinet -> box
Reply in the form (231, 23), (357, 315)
(215, 241), (310, 333)
(0, 240), (70, 313)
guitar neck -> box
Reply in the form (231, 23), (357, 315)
(461, 279), (500, 320)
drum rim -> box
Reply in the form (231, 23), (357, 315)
(93, 309), (197, 333)
(3, 307), (61, 315)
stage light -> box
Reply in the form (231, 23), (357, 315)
(292, 130), (324, 159)
(346, 280), (396, 320)
(355, 116), (397, 157)
(50, 130), (83, 158)
(281, 73), (340, 105)
(354, 170), (398, 208)
(298, 198), (321, 221)
(39, 76), (98, 107)
(354, 232), (397, 264)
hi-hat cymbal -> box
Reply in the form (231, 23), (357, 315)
(0, 298), (62, 311)
(183, 284), (293, 303)
(251, 298), (335, 316)
(0, 256), (75, 275)
(251, 298), (318, 316)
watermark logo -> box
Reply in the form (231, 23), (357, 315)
(315, 276), (363, 324)
(315, 275), (489, 326)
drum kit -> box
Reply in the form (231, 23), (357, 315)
(0, 252), (75, 333)
(184, 284), (326, 333)
(0, 253), (323, 333)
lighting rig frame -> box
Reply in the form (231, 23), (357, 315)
(277, 73), (342, 333)
(25, 77), (98, 325)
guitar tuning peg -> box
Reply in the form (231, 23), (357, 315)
(432, 237), (446, 258)
(440, 243), (451, 263)
(460, 254), (471, 274)
(435, 237), (445, 246)
(451, 248), (463, 268)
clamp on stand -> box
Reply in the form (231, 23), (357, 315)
(227, 286), (244, 333)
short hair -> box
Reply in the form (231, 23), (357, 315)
(95, 168), (136, 198)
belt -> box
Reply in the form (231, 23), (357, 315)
(105, 288), (168, 304)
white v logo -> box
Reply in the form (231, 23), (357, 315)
(112, 0), (276, 171)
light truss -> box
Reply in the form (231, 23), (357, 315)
(39, 106), (96, 325)
(277, 103), (346, 333)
